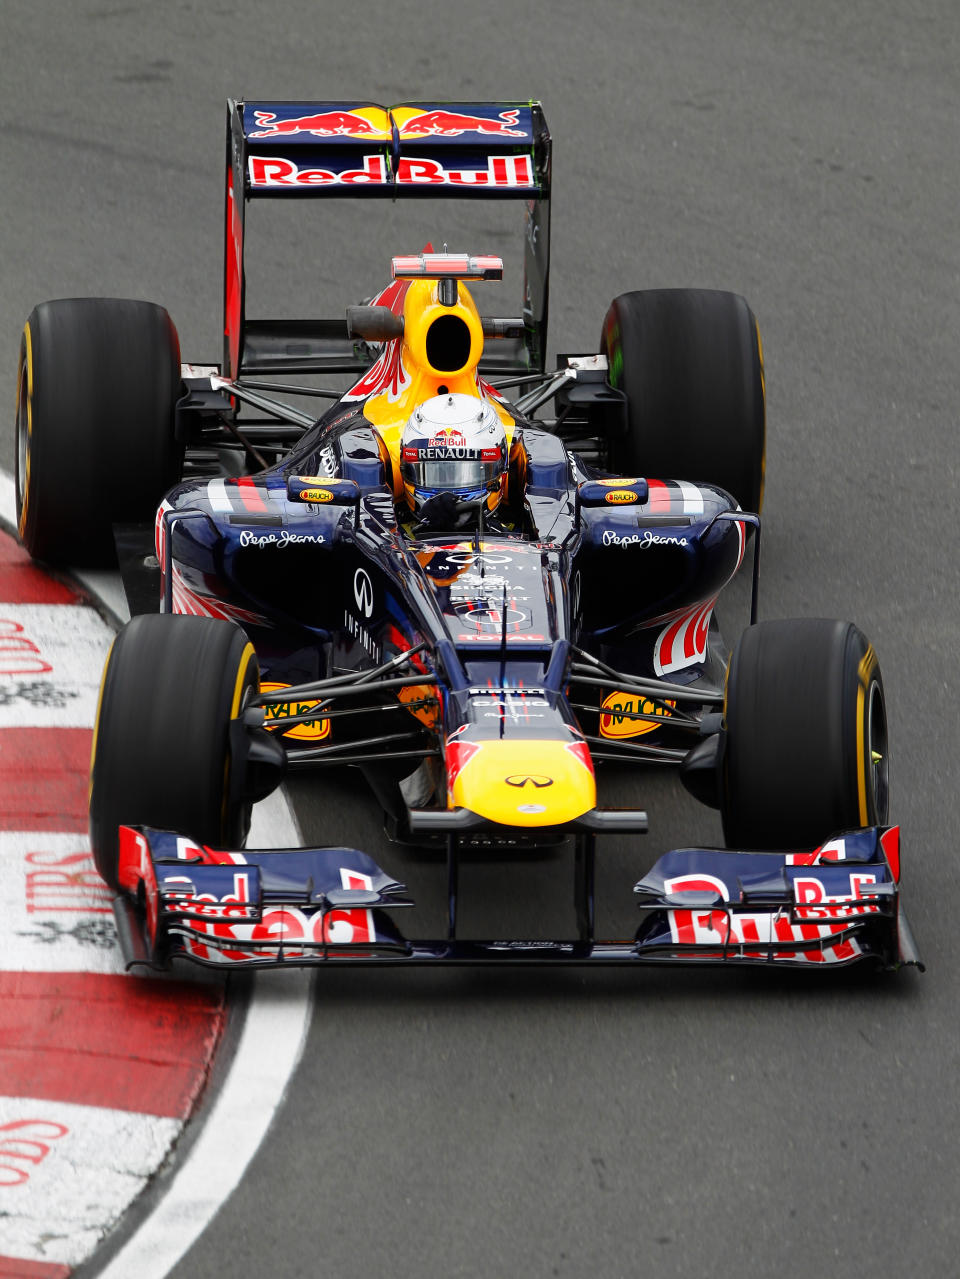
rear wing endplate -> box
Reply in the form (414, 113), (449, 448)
(224, 99), (552, 379)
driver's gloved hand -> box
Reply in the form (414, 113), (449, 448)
(414, 491), (461, 531)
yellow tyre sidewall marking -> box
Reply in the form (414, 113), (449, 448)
(755, 322), (766, 515)
(88, 636), (117, 804)
(231, 643), (258, 717)
(222, 642), (258, 832)
(18, 322), (34, 538)
(855, 644), (877, 825)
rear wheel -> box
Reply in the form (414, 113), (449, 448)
(600, 288), (765, 512)
(89, 614), (259, 890)
(721, 618), (889, 850)
(16, 297), (182, 567)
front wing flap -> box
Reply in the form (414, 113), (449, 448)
(112, 823), (922, 972)
(634, 827), (922, 969)
(114, 826), (413, 970)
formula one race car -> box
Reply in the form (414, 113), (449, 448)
(15, 100), (922, 972)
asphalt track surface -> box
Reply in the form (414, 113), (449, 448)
(2, 3), (958, 1276)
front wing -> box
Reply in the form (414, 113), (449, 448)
(113, 824), (922, 973)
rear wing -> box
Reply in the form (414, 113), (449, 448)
(224, 99), (552, 379)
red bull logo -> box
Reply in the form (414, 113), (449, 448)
(398, 109), (526, 138)
(429, 428), (467, 447)
(248, 153), (388, 188)
(248, 109), (389, 139)
(397, 154), (534, 189)
(248, 152), (533, 192)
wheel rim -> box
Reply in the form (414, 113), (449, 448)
(867, 680), (889, 823)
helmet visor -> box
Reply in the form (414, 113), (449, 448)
(402, 456), (503, 493)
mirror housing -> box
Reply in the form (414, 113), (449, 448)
(346, 305), (404, 341)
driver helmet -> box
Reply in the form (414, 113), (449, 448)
(400, 393), (508, 519)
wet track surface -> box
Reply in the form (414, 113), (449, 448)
(2, 3), (958, 1275)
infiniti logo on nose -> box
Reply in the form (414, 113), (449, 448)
(505, 774), (554, 788)
(353, 568), (374, 618)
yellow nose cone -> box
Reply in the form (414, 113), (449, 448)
(451, 739), (596, 827)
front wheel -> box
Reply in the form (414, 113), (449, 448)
(89, 614), (259, 890)
(721, 618), (889, 850)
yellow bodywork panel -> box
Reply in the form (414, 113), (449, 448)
(362, 278), (514, 492)
(451, 739), (596, 827)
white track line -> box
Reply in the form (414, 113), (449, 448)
(0, 471), (314, 1278)
(0, 471), (14, 524)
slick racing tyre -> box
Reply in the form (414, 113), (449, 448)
(600, 289), (765, 513)
(16, 297), (182, 567)
(89, 614), (259, 891)
(721, 618), (889, 851)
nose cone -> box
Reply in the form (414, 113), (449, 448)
(449, 739), (596, 827)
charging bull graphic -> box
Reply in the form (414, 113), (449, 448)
(249, 110), (387, 138)
(398, 109), (526, 137)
